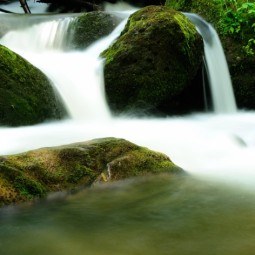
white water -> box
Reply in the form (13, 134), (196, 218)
(203, 25), (237, 113)
(1, 13), (255, 190)
(184, 13), (237, 113)
(1, 17), (73, 51)
(0, 17), (129, 120)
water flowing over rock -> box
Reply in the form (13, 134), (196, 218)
(166, 0), (255, 111)
(101, 6), (204, 116)
(0, 45), (67, 126)
(0, 137), (182, 206)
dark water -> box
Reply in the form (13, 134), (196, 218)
(1, 174), (255, 255)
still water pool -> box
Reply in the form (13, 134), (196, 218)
(1, 174), (255, 255)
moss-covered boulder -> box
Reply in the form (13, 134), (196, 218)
(0, 44), (66, 126)
(0, 137), (182, 206)
(101, 6), (204, 116)
(69, 11), (121, 49)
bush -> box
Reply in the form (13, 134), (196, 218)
(217, 0), (255, 55)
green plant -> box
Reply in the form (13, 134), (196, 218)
(218, 1), (255, 55)
(243, 37), (255, 55)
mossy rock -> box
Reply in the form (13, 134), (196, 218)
(69, 11), (121, 49)
(101, 6), (204, 116)
(0, 45), (67, 127)
(0, 137), (183, 206)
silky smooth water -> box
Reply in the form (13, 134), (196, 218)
(184, 13), (237, 113)
(0, 11), (255, 255)
(0, 14), (254, 187)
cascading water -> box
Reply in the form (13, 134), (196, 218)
(0, 17), (73, 51)
(1, 9), (255, 255)
(184, 13), (237, 113)
(0, 15), (123, 120)
(0, 12), (255, 188)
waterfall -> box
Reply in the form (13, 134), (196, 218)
(0, 16), (129, 120)
(184, 13), (237, 113)
(1, 12), (255, 189)
(1, 10), (255, 255)
(0, 17), (73, 51)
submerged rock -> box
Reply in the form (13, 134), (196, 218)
(0, 137), (182, 206)
(69, 11), (121, 49)
(101, 6), (204, 116)
(0, 45), (67, 126)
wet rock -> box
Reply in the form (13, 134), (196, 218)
(69, 11), (121, 49)
(0, 44), (67, 126)
(0, 137), (183, 206)
(101, 6), (204, 116)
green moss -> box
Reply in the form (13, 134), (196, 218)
(0, 138), (183, 206)
(0, 171), (21, 206)
(0, 163), (46, 200)
(67, 165), (96, 184)
(101, 6), (203, 115)
(13, 175), (46, 198)
(69, 11), (120, 49)
(0, 44), (66, 126)
(174, 13), (197, 62)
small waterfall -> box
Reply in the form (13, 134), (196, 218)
(0, 17), (73, 51)
(0, 16), (129, 120)
(184, 13), (237, 113)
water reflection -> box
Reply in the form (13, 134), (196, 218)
(1, 174), (255, 255)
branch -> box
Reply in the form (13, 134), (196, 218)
(0, 7), (16, 13)
(19, 0), (31, 14)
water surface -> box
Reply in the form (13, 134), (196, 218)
(1, 174), (255, 255)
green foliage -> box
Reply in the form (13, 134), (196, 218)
(217, 0), (255, 55)
(243, 37), (255, 55)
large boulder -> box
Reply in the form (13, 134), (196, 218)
(69, 11), (121, 49)
(101, 6), (204, 116)
(0, 137), (182, 206)
(0, 45), (66, 126)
